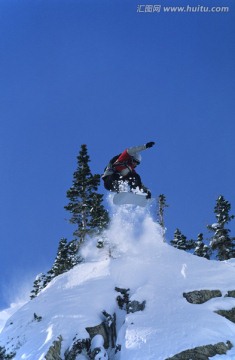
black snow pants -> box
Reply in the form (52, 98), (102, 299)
(102, 172), (142, 192)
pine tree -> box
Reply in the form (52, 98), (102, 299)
(30, 238), (81, 299)
(194, 233), (210, 260)
(67, 239), (81, 267)
(207, 195), (235, 261)
(47, 238), (81, 279)
(171, 229), (187, 250)
(171, 228), (195, 251)
(48, 238), (69, 278)
(30, 273), (47, 300)
(0, 346), (7, 359)
(157, 194), (168, 242)
(64, 144), (109, 242)
(0, 346), (15, 359)
(31, 145), (109, 300)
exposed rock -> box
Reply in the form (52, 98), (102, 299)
(65, 311), (117, 359)
(165, 341), (233, 360)
(115, 287), (146, 314)
(89, 346), (107, 359)
(64, 338), (90, 360)
(102, 311), (117, 348)
(115, 287), (130, 310)
(89, 335), (108, 360)
(215, 308), (235, 323)
(45, 335), (63, 360)
(225, 290), (235, 298)
(126, 300), (146, 314)
(86, 322), (109, 349)
(33, 313), (42, 322)
(86, 311), (117, 350)
(183, 290), (222, 304)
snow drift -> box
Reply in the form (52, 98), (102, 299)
(1, 197), (235, 359)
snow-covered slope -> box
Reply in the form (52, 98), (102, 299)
(1, 201), (235, 359)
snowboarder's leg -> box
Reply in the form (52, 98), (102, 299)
(126, 173), (151, 199)
(142, 185), (151, 199)
(126, 173), (142, 189)
(103, 175), (114, 191)
(103, 174), (122, 192)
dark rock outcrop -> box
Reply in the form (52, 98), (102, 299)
(225, 290), (235, 298)
(115, 287), (146, 314)
(126, 300), (146, 314)
(165, 341), (233, 360)
(215, 308), (235, 323)
(64, 338), (90, 360)
(45, 335), (63, 360)
(86, 322), (109, 349)
(183, 290), (222, 304)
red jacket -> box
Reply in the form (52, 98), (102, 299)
(102, 144), (147, 178)
(113, 149), (137, 176)
(113, 144), (147, 177)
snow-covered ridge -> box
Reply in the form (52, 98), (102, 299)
(1, 203), (235, 359)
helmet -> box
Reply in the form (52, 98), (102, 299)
(132, 152), (141, 164)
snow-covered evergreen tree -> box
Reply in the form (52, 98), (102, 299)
(31, 146), (110, 301)
(64, 144), (109, 243)
(157, 194), (168, 242)
(171, 229), (187, 250)
(193, 233), (210, 260)
(47, 238), (69, 278)
(207, 195), (235, 261)
(30, 273), (47, 300)
(30, 239), (81, 299)
(171, 228), (195, 251)
(47, 238), (81, 279)
(0, 345), (15, 359)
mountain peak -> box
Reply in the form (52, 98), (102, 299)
(1, 206), (235, 359)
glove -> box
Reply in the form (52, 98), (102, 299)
(146, 142), (155, 149)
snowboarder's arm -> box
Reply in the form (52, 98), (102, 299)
(115, 142), (155, 164)
(127, 142), (155, 156)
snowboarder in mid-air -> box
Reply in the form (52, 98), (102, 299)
(102, 142), (155, 199)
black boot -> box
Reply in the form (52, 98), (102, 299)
(141, 185), (151, 199)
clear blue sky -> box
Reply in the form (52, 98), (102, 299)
(0, 0), (234, 309)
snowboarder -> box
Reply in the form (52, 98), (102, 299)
(102, 142), (155, 199)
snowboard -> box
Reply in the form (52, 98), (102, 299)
(113, 192), (148, 207)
